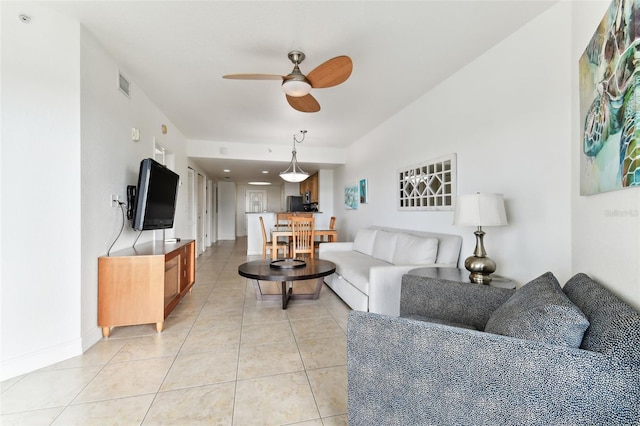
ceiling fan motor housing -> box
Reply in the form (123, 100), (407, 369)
(288, 51), (305, 65)
(282, 51), (311, 97)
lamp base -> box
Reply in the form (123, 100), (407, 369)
(464, 255), (496, 284)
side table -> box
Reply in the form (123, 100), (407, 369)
(407, 267), (516, 289)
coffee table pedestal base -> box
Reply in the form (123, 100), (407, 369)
(252, 278), (324, 309)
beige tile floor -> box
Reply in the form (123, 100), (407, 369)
(1, 238), (351, 425)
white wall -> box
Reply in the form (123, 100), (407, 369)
(571, 1), (640, 309)
(234, 184), (284, 237)
(333, 4), (573, 288)
(331, 2), (640, 310)
(80, 27), (192, 351)
(217, 181), (236, 240)
(314, 169), (335, 229)
(1, 4), (198, 380)
(1, 4), (83, 380)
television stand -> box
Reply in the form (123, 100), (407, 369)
(98, 239), (195, 337)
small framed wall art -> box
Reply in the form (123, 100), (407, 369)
(359, 179), (368, 204)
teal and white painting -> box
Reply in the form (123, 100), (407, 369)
(580, 0), (640, 195)
(344, 185), (358, 210)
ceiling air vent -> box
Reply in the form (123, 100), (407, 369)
(118, 71), (130, 98)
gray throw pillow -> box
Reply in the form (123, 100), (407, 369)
(484, 272), (590, 348)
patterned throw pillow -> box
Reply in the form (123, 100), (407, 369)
(484, 272), (590, 348)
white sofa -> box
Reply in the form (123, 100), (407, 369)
(318, 226), (462, 316)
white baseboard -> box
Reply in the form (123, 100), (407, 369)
(82, 327), (104, 352)
(1, 338), (83, 381)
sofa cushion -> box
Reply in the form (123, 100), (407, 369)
(392, 233), (438, 265)
(353, 229), (378, 256)
(484, 272), (590, 348)
(320, 249), (389, 295)
(372, 230), (398, 263)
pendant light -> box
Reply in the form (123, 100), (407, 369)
(280, 130), (309, 183)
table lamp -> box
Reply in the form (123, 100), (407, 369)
(453, 193), (507, 284)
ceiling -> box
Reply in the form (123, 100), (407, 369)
(34, 0), (556, 184)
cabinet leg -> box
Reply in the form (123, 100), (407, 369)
(102, 327), (111, 338)
(156, 322), (164, 333)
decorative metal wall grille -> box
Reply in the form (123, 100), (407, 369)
(398, 154), (456, 210)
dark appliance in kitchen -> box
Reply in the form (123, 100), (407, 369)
(286, 195), (304, 212)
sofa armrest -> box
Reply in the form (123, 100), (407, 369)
(318, 242), (354, 255)
(347, 311), (640, 426)
(400, 274), (514, 330)
(367, 265), (438, 316)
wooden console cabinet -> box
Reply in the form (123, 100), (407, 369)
(98, 239), (195, 337)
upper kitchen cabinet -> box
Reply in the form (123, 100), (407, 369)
(300, 172), (319, 203)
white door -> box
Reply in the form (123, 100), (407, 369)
(187, 168), (196, 240)
(246, 189), (267, 213)
(197, 173), (205, 255)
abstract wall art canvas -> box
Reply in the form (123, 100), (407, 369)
(580, 0), (640, 195)
(344, 185), (358, 210)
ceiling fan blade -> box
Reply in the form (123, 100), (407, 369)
(222, 74), (284, 80)
(286, 94), (320, 113)
(307, 56), (353, 88)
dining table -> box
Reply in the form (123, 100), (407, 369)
(270, 225), (337, 259)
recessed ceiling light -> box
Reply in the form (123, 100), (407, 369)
(248, 181), (271, 186)
(262, 171), (269, 174)
(223, 169), (230, 173)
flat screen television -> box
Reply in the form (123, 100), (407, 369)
(132, 158), (180, 231)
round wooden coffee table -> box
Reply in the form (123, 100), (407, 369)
(238, 258), (336, 309)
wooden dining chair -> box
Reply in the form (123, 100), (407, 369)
(259, 216), (287, 259)
(290, 216), (315, 259)
(328, 216), (336, 241)
(275, 212), (293, 248)
(315, 216), (336, 252)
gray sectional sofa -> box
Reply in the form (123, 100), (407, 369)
(347, 272), (640, 425)
(318, 226), (462, 315)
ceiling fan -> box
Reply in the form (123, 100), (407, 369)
(223, 51), (352, 113)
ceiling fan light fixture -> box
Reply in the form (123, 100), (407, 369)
(282, 79), (311, 97)
(280, 131), (310, 183)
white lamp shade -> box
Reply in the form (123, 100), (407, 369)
(453, 193), (507, 227)
(282, 80), (312, 97)
(279, 171), (309, 183)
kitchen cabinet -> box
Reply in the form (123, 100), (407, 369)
(300, 172), (319, 203)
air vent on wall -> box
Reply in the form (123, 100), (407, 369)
(118, 71), (130, 98)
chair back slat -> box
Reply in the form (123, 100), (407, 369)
(290, 216), (315, 259)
